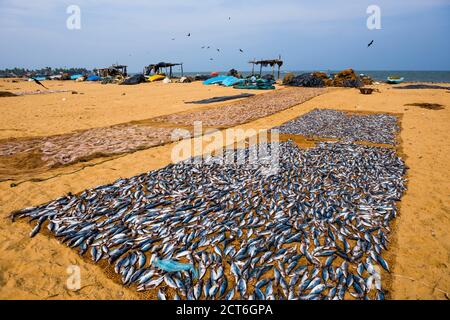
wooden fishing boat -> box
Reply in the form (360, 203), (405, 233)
(387, 76), (404, 84)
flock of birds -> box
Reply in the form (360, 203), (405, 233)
(12, 138), (406, 300)
(167, 17), (245, 62)
(27, 15), (375, 88)
(170, 16), (374, 63)
(166, 16), (374, 63)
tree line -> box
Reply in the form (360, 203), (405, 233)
(0, 67), (91, 78)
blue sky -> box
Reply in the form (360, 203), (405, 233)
(0, 0), (449, 72)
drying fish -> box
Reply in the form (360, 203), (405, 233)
(276, 108), (399, 145)
(11, 140), (406, 300)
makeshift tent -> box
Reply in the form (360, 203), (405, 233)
(95, 64), (127, 77)
(143, 62), (183, 78)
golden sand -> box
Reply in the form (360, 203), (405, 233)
(0, 79), (449, 299)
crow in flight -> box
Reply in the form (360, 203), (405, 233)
(30, 78), (48, 90)
(187, 33), (191, 37)
(368, 40), (374, 47)
(239, 49), (244, 53)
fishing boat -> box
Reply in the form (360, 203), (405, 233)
(147, 74), (166, 82)
(70, 74), (83, 80)
(387, 76), (404, 84)
(28, 76), (47, 81)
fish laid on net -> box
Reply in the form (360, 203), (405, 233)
(12, 141), (406, 300)
(275, 109), (399, 145)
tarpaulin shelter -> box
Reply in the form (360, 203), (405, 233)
(249, 57), (284, 79)
(95, 64), (128, 77)
(143, 62), (184, 78)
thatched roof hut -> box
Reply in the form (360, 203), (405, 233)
(249, 57), (284, 79)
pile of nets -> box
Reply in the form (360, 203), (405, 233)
(120, 74), (147, 85)
(284, 69), (369, 88)
(227, 69), (242, 78)
(283, 73), (325, 87)
(332, 69), (363, 87)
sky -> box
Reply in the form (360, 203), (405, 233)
(0, 0), (449, 72)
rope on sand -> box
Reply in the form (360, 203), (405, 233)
(13, 90), (70, 96)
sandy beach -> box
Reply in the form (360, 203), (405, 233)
(0, 79), (449, 300)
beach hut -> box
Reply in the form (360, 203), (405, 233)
(94, 64), (128, 78)
(249, 57), (284, 80)
(143, 62), (184, 78)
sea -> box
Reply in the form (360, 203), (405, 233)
(173, 70), (450, 83)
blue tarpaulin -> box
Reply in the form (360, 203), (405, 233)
(70, 74), (83, 80)
(86, 75), (102, 81)
(153, 258), (198, 278)
(30, 76), (46, 81)
(222, 76), (244, 87)
(203, 75), (228, 85)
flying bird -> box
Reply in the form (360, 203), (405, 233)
(31, 78), (48, 90)
(207, 46), (210, 49)
(368, 40), (374, 47)
(217, 49), (220, 52)
(209, 58), (214, 61)
(228, 17), (231, 20)
(172, 38), (175, 41)
(187, 33), (191, 37)
(201, 46), (205, 49)
(239, 49), (244, 53)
